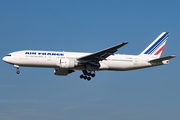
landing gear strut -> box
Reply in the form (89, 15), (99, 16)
(14, 65), (20, 74)
(80, 70), (95, 81)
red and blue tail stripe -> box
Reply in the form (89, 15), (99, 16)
(144, 32), (169, 55)
(154, 45), (165, 55)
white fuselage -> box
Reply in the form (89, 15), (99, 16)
(2, 32), (175, 79)
(2, 50), (168, 71)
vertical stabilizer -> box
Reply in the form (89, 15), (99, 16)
(139, 32), (169, 58)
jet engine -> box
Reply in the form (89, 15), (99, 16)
(60, 58), (77, 69)
(54, 68), (75, 76)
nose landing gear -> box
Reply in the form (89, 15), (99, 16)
(14, 65), (20, 74)
(80, 70), (95, 81)
(16, 69), (20, 74)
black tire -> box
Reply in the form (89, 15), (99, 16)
(84, 76), (87, 80)
(80, 75), (84, 79)
(91, 73), (95, 77)
(87, 73), (91, 76)
(16, 71), (20, 74)
(87, 77), (91, 81)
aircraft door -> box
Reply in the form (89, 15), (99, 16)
(133, 58), (139, 68)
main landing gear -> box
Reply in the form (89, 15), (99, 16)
(80, 70), (95, 81)
(14, 65), (20, 74)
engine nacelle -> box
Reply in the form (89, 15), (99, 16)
(54, 68), (74, 76)
(60, 58), (77, 69)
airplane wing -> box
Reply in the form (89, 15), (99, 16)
(149, 55), (176, 62)
(77, 42), (128, 62)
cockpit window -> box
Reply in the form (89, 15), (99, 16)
(6, 54), (11, 56)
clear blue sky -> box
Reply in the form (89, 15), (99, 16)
(0, 0), (179, 120)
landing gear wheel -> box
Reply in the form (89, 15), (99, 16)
(87, 77), (91, 81)
(81, 70), (96, 81)
(91, 73), (95, 77)
(87, 73), (91, 76)
(84, 76), (87, 80)
(80, 75), (84, 79)
(16, 71), (20, 74)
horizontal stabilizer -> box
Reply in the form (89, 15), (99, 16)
(149, 55), (176, 62)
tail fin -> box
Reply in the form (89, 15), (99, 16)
(139, 32), (170, 58)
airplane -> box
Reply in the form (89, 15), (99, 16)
(2, 32), (176, 81)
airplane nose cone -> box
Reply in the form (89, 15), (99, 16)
(2, 56), (11, 63)
(2, 56), (6, 62)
